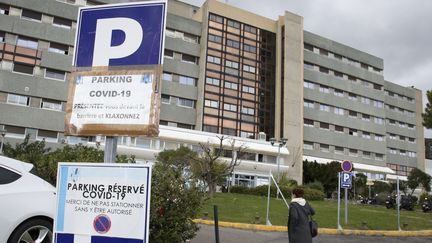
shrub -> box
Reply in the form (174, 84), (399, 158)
(305, 181), (324, 191)
(302, 187), (325, 201)
(249, 185), (291, 198)
(229, 185), (324, 201)
(150, 148), (205, 242)
(249, 185), (272, 197)
(410, 195), (418, 205)
(371, 181), (392, 194)
(230, 185), (250, 194)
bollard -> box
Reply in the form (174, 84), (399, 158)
(203, 211), (209, 220)
(254, 214), (260, 224)
(214, 205), (220, 243)
(361, 221), (368, 229)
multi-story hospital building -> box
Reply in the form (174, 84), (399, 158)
(0, 0), (425, 186)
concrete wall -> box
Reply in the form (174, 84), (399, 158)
(280, 11), (304, 183)
(160, 12), (201, 127)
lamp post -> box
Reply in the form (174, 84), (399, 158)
(269, 137), (288, 182)
(0, 129), (6, 155)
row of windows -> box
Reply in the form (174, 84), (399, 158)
(205, 77), (256, 94)
(204, 99), (255, 115)
(387, 148), (417, 158)
(209, 14), (257, 34)
(387, 119), (415, 129)
(0, 32), (69, 56)
(307, 118), (416, 144)
(2, 92), (64, 112)
(1, 124), (60, 142)
(387, 163), (414, 177)
(385, 104), (415, 117)
(207, 56), (256, 74)
(203, 124), (256, 139)
(385, 90), (415, 103)
(55, 0), (100, 6)
(10, 34), (69, 55)
(304, 42), (383, 75)
(208, 34), (257, 53)
(164, 49), (199, 64)
(21, 8), (73, 29)
(166, 28), (199, 44)
(304, 80), (385, 108)
(0, 3), (74, 29)
(387, 133), (416, 143)
(304, 62), (383, 91)
(161, 94), (195, 108)
(303, 141), (385, 160)
(304, 99), (385, 125)
(2, 61), (67, 81)
(304, 114), (417, 143)
(304, 80), (416, 126)
(304, 118), (385, 141)
(159, 120), (194, 130)
(162, 72), (196, 86)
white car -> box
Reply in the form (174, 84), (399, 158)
(0, 155), (56, 243)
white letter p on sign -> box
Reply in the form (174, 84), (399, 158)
(344, 173), (350, 181)
(92, 18), (143, 66)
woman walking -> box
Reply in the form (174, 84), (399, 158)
(288, 187), (315, 243)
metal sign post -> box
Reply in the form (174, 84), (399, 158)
(341, 172), (352, 225)
(340, 161), (353, 226)
(337, 172), (342, 230)
(104, 136), (117, 163)
(60, 2), (167, 243)
(345, 188), (348, 224)
(397, 176), (401, 231)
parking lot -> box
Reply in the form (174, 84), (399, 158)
(191, 224), (432, 243)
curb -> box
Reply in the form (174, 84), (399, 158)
(193, 219), (432, 237)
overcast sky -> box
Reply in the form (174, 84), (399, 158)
(183, 0), (432, 137)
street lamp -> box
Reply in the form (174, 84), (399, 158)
(0, 129), (6, 155)
(269, 137), (288, 182)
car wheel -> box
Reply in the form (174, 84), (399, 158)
(7, 218), (53, 243)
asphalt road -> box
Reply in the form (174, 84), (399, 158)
(190, 224), (432, 243)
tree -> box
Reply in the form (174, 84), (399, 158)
(3, 135), (51, 165)
(303, 160), (342, 198)
(38, 144), (104, 184)
(354, 173), (367, 196)
(423, 90), (432, 129)
(407, 168), (432, 195)
(151, 148), (204, 242)
(391, 181), (408, 195)
(190, 136), (247, 198)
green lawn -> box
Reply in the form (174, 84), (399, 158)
(199, 193), (432, 231)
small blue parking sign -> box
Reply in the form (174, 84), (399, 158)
(341, 172), (352, 189)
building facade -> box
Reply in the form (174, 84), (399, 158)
(426, 138), (432, 176)
(0, 0), (426, 185)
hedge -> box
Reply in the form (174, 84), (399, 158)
(229, 185), (324, 201)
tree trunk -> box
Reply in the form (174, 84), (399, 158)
(207, 182), (216, 198)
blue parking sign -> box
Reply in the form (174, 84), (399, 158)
(341, 172), (352, 189)
(74, 1), (167, 67)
